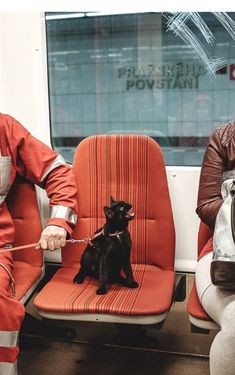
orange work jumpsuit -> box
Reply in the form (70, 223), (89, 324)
(0, 113), (77, 374)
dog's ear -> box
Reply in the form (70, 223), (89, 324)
(110, 196), (115, 204)
(104, 206), (113, 219)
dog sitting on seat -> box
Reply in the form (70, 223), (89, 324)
(73, 196), (138, 295)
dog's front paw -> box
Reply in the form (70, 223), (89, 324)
(96, 287), (107, 295)
(73, 274), (85, 284)
(128, 281), (138, 288)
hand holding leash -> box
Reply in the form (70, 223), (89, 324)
(36, 225), (67, 251)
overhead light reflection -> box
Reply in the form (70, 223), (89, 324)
(46, 11), (150, 21)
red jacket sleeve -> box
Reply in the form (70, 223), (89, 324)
(44, 164), (78, 235)
(9, 116), (78, 235)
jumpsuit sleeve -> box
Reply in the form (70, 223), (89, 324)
(196, 128), (226, 229)
(11, 117), (78, 236)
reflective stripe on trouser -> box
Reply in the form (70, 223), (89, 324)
(0, 261), (25, 365)
(0, 361), (18, 375)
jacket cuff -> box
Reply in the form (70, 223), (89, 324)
(46, 218), (75, 237)
(222, 170), (235, 182)
(49, 205), (77, 225)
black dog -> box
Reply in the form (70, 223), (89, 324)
(73, 197), (138, 295)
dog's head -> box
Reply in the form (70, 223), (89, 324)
(104, 196), (134, 229)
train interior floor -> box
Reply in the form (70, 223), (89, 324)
(19, 274), (217, 375)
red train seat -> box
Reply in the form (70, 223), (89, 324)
(34, 135), (175, 325)
(6, 176), (44, 303)
(187, 222), (219, 330)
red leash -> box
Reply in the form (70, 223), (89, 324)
(0, 242), (39, 253)
(0, 237), (95, 253)
(0, 229), (124, 253)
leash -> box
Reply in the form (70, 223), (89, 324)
(0, 239), (89, 253)
(0, 242), (40, 253)
(0, 229), (125, 254)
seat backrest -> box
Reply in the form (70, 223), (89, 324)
(198, 221), (213, 256)
(63, 135), (175, 271)
(6, 175), (43, 267)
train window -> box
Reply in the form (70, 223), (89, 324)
(45, 12), (235, 165)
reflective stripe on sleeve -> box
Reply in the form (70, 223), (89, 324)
(0, 156), (12, 205)
(0, 194), (7, 206)
(0, 330), (18, 347)
(40, 155), (67, 182)
(50, 205), (77, 224)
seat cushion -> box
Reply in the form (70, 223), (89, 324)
(34, 265), (175, 316)
(187, 281), (212, 321)
(13, 261), (43, 302)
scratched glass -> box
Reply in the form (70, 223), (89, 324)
(46, 12), (235, 166)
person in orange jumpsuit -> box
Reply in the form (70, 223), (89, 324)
(0, 113), (78, 375)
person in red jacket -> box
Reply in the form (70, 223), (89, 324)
(0, 113), (78, 375)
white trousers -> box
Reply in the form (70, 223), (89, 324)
(196, 252), (235, 375)
(0, 361), (17, 375)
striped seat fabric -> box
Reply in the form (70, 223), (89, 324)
(34, 135), (175, 324)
